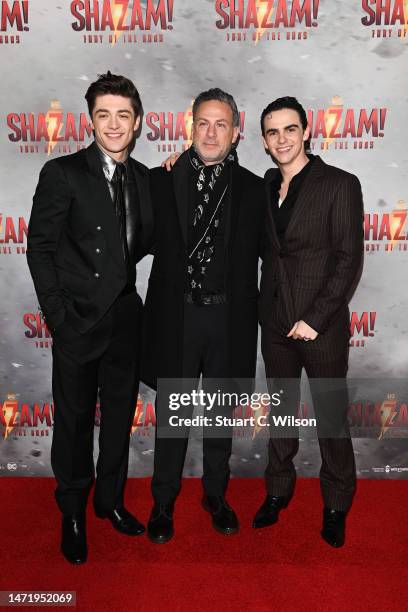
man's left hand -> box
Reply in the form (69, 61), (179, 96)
(287, 320), (318, 341)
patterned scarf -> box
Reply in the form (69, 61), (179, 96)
(187, 146), (238, 301)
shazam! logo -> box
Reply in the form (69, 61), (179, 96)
(361, 0), (408, 39)
(7, 100), (93, 155)
(307, 97), (387, 151)
(70, 0), (175, 45)
(365, 201), (408, 253)
(215, 0), (320, 43)
(145, 100), (246, 153)
(0, 214), (28, 255)
(349, 312), (377, 348)
(0, 0), (29, 44)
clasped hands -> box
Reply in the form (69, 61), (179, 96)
(287, 320), (318, 342)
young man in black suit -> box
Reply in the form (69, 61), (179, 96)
(142, 89), (266, 543)
(254, 97), (364, 547)
(27, 73), (153, 564)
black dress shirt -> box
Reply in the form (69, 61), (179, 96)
(270, 155), (315, 246)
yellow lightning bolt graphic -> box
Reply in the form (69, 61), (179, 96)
(389, 199), (407, 250)
(252, 402), (270, 439)
(397, 1), (408, 40)
(111, 0), (128, 47)
(254, 0), (273, 45)
(378, 394), (397, 440)
(2, 394), (17, 440)
(45, 100), (64, 156)
(323, 96), (343, 148)
(130, 398), (143, 436)
(184, 100), (194, 147)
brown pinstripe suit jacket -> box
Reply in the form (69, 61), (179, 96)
(259, 155), (364, 336)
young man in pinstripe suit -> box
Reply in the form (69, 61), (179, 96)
(255, 97), (364, 547)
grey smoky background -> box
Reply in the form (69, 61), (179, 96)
(0, 0), (407, 479)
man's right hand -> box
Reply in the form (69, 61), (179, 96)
(161, 152), (181, 172)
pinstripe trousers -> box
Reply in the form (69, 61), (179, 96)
(261, 315), (356, 512)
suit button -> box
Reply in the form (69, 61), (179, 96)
(96, 226), (102, 231)
(95, 248), (101, 254)
(94, 272), (100, 278)
(279, 249), (287, 258)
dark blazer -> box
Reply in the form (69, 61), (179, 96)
(141, 151), (266, 389)
(27, 142), (153, 333)
(259, 155), (364, 335)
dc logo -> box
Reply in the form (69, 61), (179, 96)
(7, 463), (17, 471)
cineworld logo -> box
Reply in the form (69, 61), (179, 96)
(71, 0), (174, 45)
(1, 398), (155, 439)
(307, 98), (387, 151)
(361, 1), (408, 39)
(215, 0), (320, 43)
(0, 0), (29, 44)
(145, 104), (246, 152)
(0, 214), (27, 254)
(349, 312), (377, 348)
(365, 204), (408, 252)
(7, 100), (92, 155)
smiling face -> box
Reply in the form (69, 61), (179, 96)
(192, 100), (239, 165)
(262, 107), (310, 170)
(90, 94), (140, 161)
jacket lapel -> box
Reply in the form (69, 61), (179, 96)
(225, 164), (243, 253)
(129, 158), (153, 250)
(172, 152), (192, 246)
(85, 142), (124, 269)
(284, 156), (326, 239)
(264, 168), (281, 251)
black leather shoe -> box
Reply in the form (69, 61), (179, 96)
(95, 506), (145, 536)
(61, 515), (87, 565)
(321, 508), (346, 548)
(147, 503), (174, 544)
(252, 495), (289, 529)
(202, 495), (239, 535)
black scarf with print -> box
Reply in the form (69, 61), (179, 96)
(187, 146), (237, 302)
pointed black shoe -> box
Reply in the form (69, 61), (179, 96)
(61, 515), (87, 565)
(321, 508), (346, 548)
(252, 495), (289, 529)
(95, 507), (145, 536)
(147, 503), (174, 544)
(202, 495), (239, 535)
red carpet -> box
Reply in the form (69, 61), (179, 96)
(0, 477), (407, 612)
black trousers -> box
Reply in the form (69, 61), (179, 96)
(51, 291), (142, 515)
(261, 315), (356, 512)
(151, 302), (232, 503)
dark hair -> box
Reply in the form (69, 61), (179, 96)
(260, 96), (310, 151)
(192, 88), (239, 127)
(85, 71), (142, 117)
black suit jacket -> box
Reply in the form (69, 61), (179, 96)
(259, 155), (364, 335)
(27, 142), (153, 334)
(141, 151), (266, 389)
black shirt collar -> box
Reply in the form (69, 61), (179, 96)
(270, 153), (315, 192)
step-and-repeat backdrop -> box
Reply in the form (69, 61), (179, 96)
(1, 1), (407, 479)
